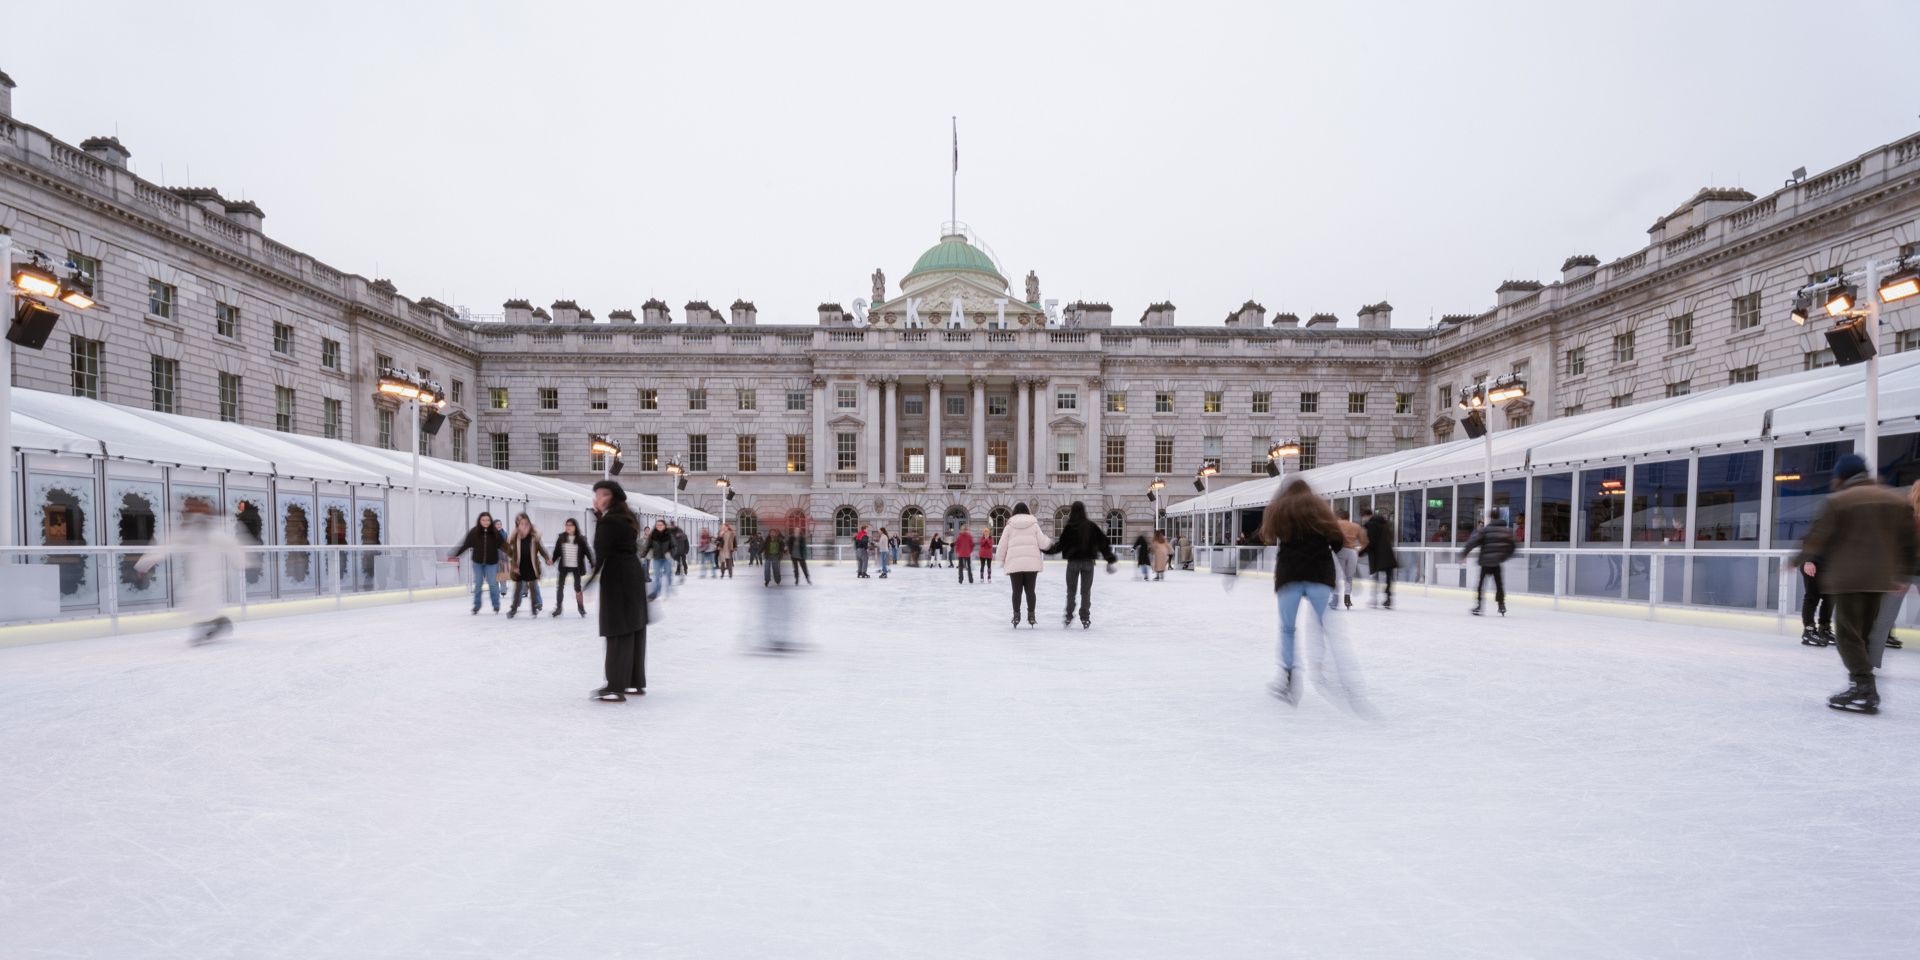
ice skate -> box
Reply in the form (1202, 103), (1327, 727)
(593, 687), (626, 702)
(1081, 619), (1091, 629)
(1343, 594), (1352, 609)
(1267, 669), (1298, 706)
(1470, 604), (1483, 616)
(1028, 613), (1037, 627)
(1888, 632), (1904, 650)
(551, 606), (563, 618)
(1801, 626), (1828, 647)
(1827, 680), (1879, 714)
(1497, 601), (1507, 616)
(1012, 615), (1020, 628)
(1063, 612), (1073, 628)
(623, 687), (644, 696)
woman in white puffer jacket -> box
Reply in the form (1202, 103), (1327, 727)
(997, 502), (1054, 628)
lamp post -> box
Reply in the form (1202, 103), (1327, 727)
(666, 457), (685, 523)
(1790, 255), (1919, 471)
(377, 368), (427, 545)
(4, 242), (99, 549)
(590, 435), (621, 480)
(1147, 477), (1166, 534)
(1196, 461), (1219, 561)
(1458, 374), (1528, 521)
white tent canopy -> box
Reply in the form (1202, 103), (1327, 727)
(1170, 350), (1920, 516)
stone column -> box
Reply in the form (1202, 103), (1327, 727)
(971, 376), (987, 485)
(1015, 377), (1031, 487)
(928, 378), (944, 479)
(811, 375), (828, 487)
(1037, 378), (1054, 483)
(1086, 377), (1102, 485)
(865, 377), (881, 484)
(883, 377), (898, 487)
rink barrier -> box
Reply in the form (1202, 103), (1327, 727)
(0, 545), (478, 645)
(1195, 544), (1909, 638)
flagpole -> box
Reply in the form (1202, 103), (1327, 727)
(950, 116), (957, 230)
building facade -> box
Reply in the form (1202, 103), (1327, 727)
(4, 66), (1919, 543)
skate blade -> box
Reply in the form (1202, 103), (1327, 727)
(1828, 702), (1879, 714)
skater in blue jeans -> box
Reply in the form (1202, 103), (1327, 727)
(1262, 479), (1368, 711)
(643, 519), (676, 600)
(448, 512), (507, 614)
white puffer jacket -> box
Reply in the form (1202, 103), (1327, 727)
(996, 513), (1054, 574)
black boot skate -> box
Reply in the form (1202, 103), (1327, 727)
(1828, 680), (1880, 714)
(1801, 626), (1828, 647)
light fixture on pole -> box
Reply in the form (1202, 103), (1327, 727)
(1147, 477), (1166, 533)
(1195, 461), (1220, 558)
(1880, 261), (1920, 304)
(1790, 258), (1905, 471)
(376, 368), (421, 400)
(665, 457), (685, 520)
(1458, 374), (1528, 523)
(590, 435), (622, 478)
(1266, 438), (1300, 479)
(5, 242), (100, 553)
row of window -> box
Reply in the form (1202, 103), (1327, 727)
(485, 385), (1417, 417)
(492, 432), (1349, 475)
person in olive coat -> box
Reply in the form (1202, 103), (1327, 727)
(588, 481), (649, 702)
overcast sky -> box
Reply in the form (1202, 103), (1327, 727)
(10, 0), (1916, 327)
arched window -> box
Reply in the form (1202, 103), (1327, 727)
(737, 509), (759, 539)
(833, 506), (860, 539)
(785, 508), (810, 536)
(1053, 506), (1073, 534)
(988, 506), (1011, 536)
(901, 506), (926, 538)
(1105, 509), (1126, 543)
(943, 506), (970, 535)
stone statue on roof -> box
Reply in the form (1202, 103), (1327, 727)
(871, 268), (886, 304)
(1025, 270), (1040, 304)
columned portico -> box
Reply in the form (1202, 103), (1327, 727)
(1037, 378), (1054, 483)
(929, 378), (944, 479)
(811, 376), (828, 486)
(1015, 378), (1031, 487)
(1087, 378), (1103, 488)
(865, 377), (881, 484)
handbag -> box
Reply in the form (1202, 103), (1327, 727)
(496, 564), (513, 583)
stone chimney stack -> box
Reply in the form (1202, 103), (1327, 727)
(1495, 280), (1544, 307)
(641, 299), (672, 325)
(1305, 312), (1339, 329)
(608, 308), (637, 324)
(1560, 255), (1599, 283)
(550, 300), (582, 324)
(1064, 302), (1113, 328)
(169, 187), (230, 217)
(1356, 301), (1393, 331)
(222, 199), (263, 230)
(0, 70), (14, 117)
(730, 299), (758, 326)
(1272, 312), (1300, 328)
(79, 135), (132, 170)
(1138, 302), (1177, 327)
(1226, 300), (1266, 327)
(502, 299), (534, 324)
(817, 303), (847, 326)
(684, 301), (720, 325)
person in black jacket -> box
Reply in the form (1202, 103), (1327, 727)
(588, 481), (649, 701)
(1041, 500), (1117, 628)
(1458, 511), (1516, 616)
(448, 512), (507, 615)
(550, 518), (595, 618)
(669, 522), (690, 576)
(644, 520), (676, 600)
(1262, 480), (1361, 707)
(1359, 506), (1398, 609)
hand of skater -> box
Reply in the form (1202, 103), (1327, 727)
(1802, 562), (1817, 577)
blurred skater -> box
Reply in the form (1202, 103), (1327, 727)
(977, 527), (995, 581)
(1132, 533), (1152, 581)
(1334, 508), (1364, 609)
(1459, 510), (1515, 617)
(875, 526), (892, 578)
(717, 522), (737, 579)
(550, 518), (594, 618)
(588, 481), (648, 701)
(854, 523), (872, 578)
(1042, 501), (1117, 629)
(1360, 507), (1397, 609)
(999, 502), (1053, 628)
(698, 527), (715, 579)
(789, 526), (812, 584)
(1150, 530), (1171, 580)
(449, 511), (507, 615)
(1795, 454), (1916, 714)
(670, 522), (690, 577)
(645, 519), (676, 601)
(1263, 479), (1368, 712)
(505, 513), (550, 618)
(132, 499), (245, 644)
(763, 530), (785, 585)
(954, 526), (976, 584)
(1800, 566), (1835, 646)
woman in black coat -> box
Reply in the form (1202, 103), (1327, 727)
(588, 481), (649, 702)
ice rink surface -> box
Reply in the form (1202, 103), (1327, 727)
(3, 561), (1916, 959)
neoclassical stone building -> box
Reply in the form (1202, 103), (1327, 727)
(4, 65), (1918, 542)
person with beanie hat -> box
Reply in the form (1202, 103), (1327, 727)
(1795, 453), (1917, 714)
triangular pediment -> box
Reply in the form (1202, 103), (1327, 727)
(827, 413), (866, 430)
(1047, 412), (1086, 431)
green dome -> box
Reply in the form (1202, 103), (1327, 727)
(903, 234), (1004, 283)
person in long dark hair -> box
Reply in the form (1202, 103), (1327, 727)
(1261, 479), (1362, 707)
(1041, 500), (1118, 628)
(448, 511), (507, 615)
(588, 481), (649, 702)
(505, 512), (551, 618)
(550, 517), (594, 618)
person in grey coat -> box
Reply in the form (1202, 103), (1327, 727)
(1459, 511), (1516, 616)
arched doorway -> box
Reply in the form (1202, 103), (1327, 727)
(833, 506), (860, 539)
(1105, 509), (1126, 543)
(943, 505), (970, 536)
(901, 506), (926, 538)
(988, 506), (1011, 537)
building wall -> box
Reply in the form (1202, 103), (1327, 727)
(5, 75), (1920, 539)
